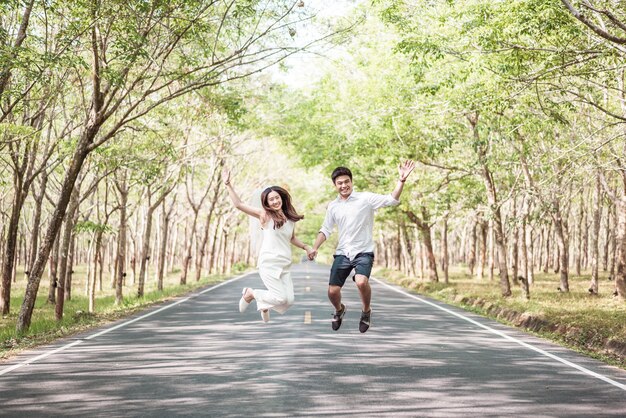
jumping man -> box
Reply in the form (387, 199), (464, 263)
(308, 160), (416, 332)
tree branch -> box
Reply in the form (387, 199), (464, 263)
(561, 0), (626, 45)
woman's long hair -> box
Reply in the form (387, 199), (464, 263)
(261, 186), (304, 229)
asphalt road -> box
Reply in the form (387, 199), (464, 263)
(1, 262), (625, 417)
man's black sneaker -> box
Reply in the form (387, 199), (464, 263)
(359, 310), (371, 333)
(332, 304), (346, 331)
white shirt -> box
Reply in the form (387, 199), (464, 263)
(320, 191), (399, 260)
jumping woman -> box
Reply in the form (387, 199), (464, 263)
(223, 167), (314, 322)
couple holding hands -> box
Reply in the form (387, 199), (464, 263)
(223, 160), (415, 333)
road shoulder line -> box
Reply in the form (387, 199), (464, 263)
(0, 271), (255, 376)
(372, 276), (626, 391)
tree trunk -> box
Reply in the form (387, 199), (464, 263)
(228, 231), (238, 275)
(582, 210), (589, 270)
(89, 229), (104, 313)
(55, 186), (80, 321)
(115, 176), (129, 305)
(181, 214), (198, 285)
(376, 236), (386, 269)
(576, 203), (584, 276)
(553, 227), (561, 274)
(406, 209), (439, 283)
(17, 136), (92, 333)
(481, 167), (510, 294)
(27, 175), (47, 285)
(589, 173), (602, 295)
(520, 199), (529, 281)
(603, 201), (611, 271)
(610, 202), (617, 279)
(399, 221), (416, 277)
(0, 169), (29, 314)
(518, 196), (530, 300)
(527, 226), (535, 285)
(488, 219), (494, 280)
(182, 171), (211, 284)
(169, 220), (179, 273)
(158, 199), (175, 291)
(477, 217), (487, 279)
(196, 215), (212, 281)
(612, 198), (626, 299)
(111, 240), (118, 289)
(517, 138), (568, 292)
(468, 216), (477, 276)
(0, 224), (4, 289)
(553, 206), (570, 292)
(511, 198), (519, 282)
(536, 227), (543, 275)
(209, 219), (221, 274)
(137, 208), (153, 298)
(468, 112), (511, 296)
(98, 240), (104, 292)
(65, 209), (80, 301)
(196, 189), (219, 281)
(220, 228), (229, 275)
(1, 198), (21, 314)
(47, 233), (60, 304)
(129, 212), (139, 286)
(414, 227), (421, 279)
(138, 184), (175, 297)
(442, 215), (449, 283)
(543, 224), (549, 273)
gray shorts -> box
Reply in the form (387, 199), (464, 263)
(329, 252), (374, 287)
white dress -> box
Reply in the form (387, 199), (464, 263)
(252, 219), (295, 314)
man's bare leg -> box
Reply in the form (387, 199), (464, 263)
(329, 284), (346, 331)
(354, 274), (371, 312)
(355, 274), (372, 332)
(328, 285), (343, 311)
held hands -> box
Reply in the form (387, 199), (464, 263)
(398, 160), (416, 182)
(306, 247), (317, 261)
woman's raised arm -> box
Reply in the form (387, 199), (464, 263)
(223, 168), (264, 219)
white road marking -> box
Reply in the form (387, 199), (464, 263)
(0, 271), (256, 376)
(305, 286), (311, 292)
(304, 311), (312, 324)
(0, 340), (83, 376)
(372, 277), (626, 391)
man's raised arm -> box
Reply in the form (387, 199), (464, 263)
(391, 160), (416, 201)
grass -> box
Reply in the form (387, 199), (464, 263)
(0, 265), (237, 360)
(376, 266), (626, 370)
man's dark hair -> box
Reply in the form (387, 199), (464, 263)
(331, 167), (352, 184)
